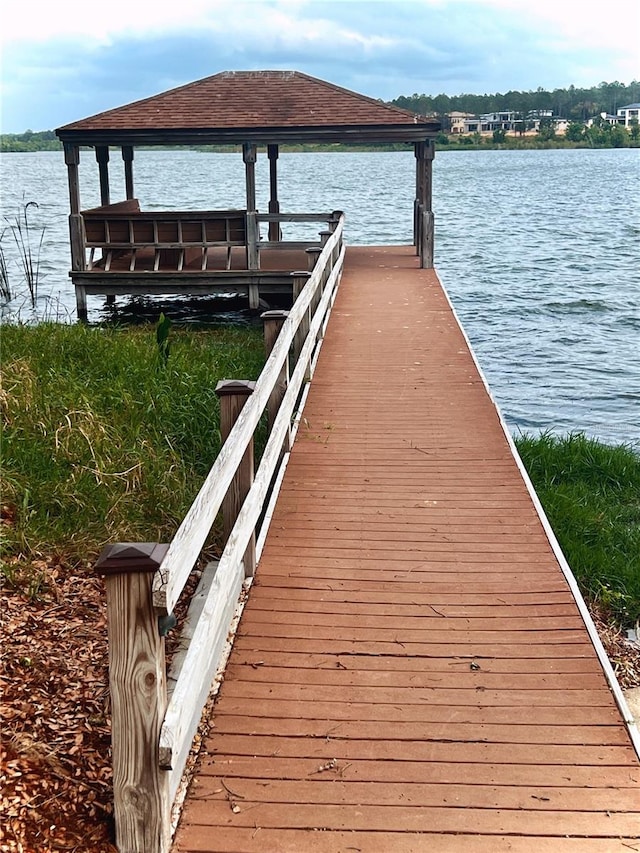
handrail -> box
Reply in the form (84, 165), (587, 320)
(96, 213), (345, 852)
(159, 243), (345, 774)
(151, 216), (344, 616)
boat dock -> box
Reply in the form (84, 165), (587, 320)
(171, 246), (640, 852)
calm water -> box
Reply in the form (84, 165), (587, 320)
(1, 148), (638, 446)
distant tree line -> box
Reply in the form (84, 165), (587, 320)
(1, 130), (61, 152)
(391, 80), (640, 122)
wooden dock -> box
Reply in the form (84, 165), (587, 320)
(173, 246), (639, 852)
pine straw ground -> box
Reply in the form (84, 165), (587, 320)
(1, 557), (639, 853)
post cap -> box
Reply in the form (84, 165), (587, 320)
(95, 542), (169, 576)
(215, 379), (256, 398)
(260, 309), (290, 321)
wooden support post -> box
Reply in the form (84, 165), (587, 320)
(306, 247), (323, 317)
(261, 310), (291, 449)
(424, 140), (434, 214)
(122, 147), (135, 200)
(329, 211), (342, 233)
(319, 229), (331, 247)
(65, 144), (87, 319)
(76, 285), (88, 322)
(420, 142), (435, 269)
(306, 246), (322, 273)
(420, 210), (435, 269)
(64, 143), (81, 215)
(267, 144), (281, 242)
(95, 542), (171, 853)
(215, 380), (256, 577)
(96, 146), (110, 206)
(414, 142), (425, 251)
(291, 271), (311, 379)
(243, 144), (259, 270)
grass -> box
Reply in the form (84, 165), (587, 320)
(515, 432), (640, 625)
(2, 324), (638, 627)
(1, 322), (265, 572)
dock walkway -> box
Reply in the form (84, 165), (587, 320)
(174, 246), (639, 852)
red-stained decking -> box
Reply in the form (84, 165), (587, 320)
(174, 246), (640, 852)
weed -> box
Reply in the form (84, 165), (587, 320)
(5, 200), (45, 307)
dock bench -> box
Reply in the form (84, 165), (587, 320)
(81, 200), (248, 273)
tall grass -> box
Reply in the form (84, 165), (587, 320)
(7, 201), (45, 307)
(515, 432), (640, 625)
(0, 231), (10, 301)
(1, 323), (265, 565)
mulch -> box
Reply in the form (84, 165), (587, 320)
(1, 558), (638, 853)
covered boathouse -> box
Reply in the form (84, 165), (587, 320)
(55, 70), (440, 320)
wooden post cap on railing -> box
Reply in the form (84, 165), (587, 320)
(319, 229), (332, 246)
(95, 542), (169, 576)
(260, 309), (290, 321)
(306, 246), (322, 273)
(214, 379), (256, 399)
(261, 310), (290, 356)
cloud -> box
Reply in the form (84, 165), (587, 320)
(1, 0), (638, 132)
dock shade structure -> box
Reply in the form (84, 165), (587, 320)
(56, 70), (440, 319)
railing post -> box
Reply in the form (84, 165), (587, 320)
(261, 311), (291, 447)
(420, 210), (434, 269)
(215, 380), (257, 577)
(306, 246), (323, 316)
(329, 210), (342, 233)
(95, 542), (171, 853)
(306, 246), (322, 274)
(291, 271), (311, 379)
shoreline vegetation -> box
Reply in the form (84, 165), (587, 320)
(2, 135), (638, 154)
(2, 322), (638, 851)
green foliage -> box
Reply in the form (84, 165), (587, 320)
(0, 323), (265, 562)
(492, 128), (506, 144)
(565, 122), (586, 142)
(392, 80), (640, 122)
(515, 432), (640, 625)
(537, 117), (556, 141)
(1, 130), (61, 153)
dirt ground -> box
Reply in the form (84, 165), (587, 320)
(1, 558), (638, 853)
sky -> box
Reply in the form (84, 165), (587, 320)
(1, 0), (638, 133)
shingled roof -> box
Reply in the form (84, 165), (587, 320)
(56, 70), (440, 146)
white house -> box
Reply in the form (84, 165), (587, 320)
(617, 104), (640, 126)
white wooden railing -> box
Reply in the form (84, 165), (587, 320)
(95, 215), (345, 853)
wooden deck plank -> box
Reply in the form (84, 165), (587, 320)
(212, 698), (620, 726)
(190, 777), (640, 812)
(210, 715), (630, 746)
(173, 246), (639, 851)
(222, 663), (608, 691)
(180, 801), (640, 836)
(177, 828), (640, 853)
(228, 650), (604, 673)
(203, 755), (640, 788)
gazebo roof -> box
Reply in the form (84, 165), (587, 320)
(56, 70), (440, 146)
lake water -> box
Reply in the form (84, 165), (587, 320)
(1, 148), (638, 447)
